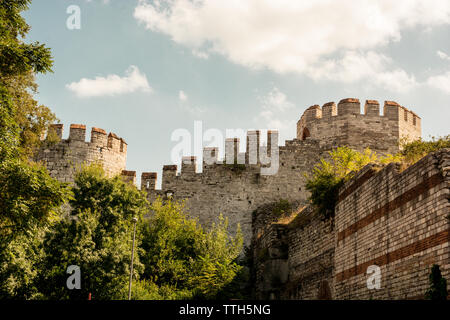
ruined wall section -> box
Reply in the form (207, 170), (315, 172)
(297, 99), (421, 155)
(334, 149), (450, 299)
(282, 206), (335, 300)
(35, 124), (127, 183)
(253, 222), (289, 300)
(252, 204), (335, 300)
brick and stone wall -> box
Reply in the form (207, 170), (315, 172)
(334, 148), (449, 299)
(252, 149), (449, 300)
(282, 206), (335, 300)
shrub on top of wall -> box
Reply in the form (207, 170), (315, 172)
(304, 147), (398, 218)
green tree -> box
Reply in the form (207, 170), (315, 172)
(140, 198), (243, 299)
(0, 0), (53, 78)
(36, 165), (148, 300)
(4, 71), (57, 157)
(425, 264), (448, 300)
(0, 159), (71, 299)
(1, 0), (56, 159)
(0, 0), (68, 299)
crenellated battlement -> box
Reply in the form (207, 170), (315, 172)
(36, 123), (128, 183)
(138, 130), (283, 196)
(299, 98), (421, 124)
(297, 98), (421, 154)
(39, 98), (424, 249)
(46, 123), (128, 153)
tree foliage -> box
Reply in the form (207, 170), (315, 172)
(425, 264), (448, 300)
(0, 0), (65, 299)
(36, 165), (148, 300)
(400, 135), (450, 166)
(33, 165), (244, 300)
(140, 198), (243, 299)
(305, 137), (450, 218)
(305, 147), (399, 218)
(0, 0), (56, 159)
(0, 0), (53, 77)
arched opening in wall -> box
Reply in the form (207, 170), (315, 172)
(317, 280), (332, 300)
(301, 127), (310, 140)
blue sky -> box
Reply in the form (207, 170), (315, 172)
(24, 0), (450, 186)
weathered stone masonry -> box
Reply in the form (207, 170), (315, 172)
(255, 149), (449, 299)
(334, 148), (449, 299)
(35, 124), (127, 183)
(36, 97), (448, 299)
(140, 98), (422, 247)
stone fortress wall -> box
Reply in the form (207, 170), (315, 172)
(297, 99), (421, 155)
(36, 98), (450, 299)
(137, 98), (422, 246)
(35, 123), (127, 183)
(36, 98), (423, 247)
(334, 148), (449, 299)
(254, 148), (449, 300)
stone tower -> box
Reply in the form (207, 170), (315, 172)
(297, 99), (421, 154)
(35, 123), (128, 183)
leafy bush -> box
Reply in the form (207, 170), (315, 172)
(0, 159), (71, 299)
(400, 135), (450, 166)
(304, 137), (450, 218)
(425, 264), (448, 300)
(304, 147), (391, 218)
(271, 199), (291, 218)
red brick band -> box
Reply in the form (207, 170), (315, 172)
(338, 172), (444, 242)
(336, 229), (450, 282)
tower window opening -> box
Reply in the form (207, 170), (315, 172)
(301, 128), (310, 140)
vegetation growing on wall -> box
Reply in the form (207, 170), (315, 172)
(304, 147), (393, 218)
(305, 137), (450, 218)
(400, 135), (450, 166)
(425, 264), (448, 300)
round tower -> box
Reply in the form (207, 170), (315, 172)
(36, 123), (128, 183)
(296, 98), (421, 154)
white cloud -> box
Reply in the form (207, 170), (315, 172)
(66, 66), (152, 98)
(427, 72), (450, 93)
(257, 87), (296, 140)
(179, 90), (188, 101)
(437, 50), (450, 61)
(134, 0), (450, 89)
(308, 51), (418, 93)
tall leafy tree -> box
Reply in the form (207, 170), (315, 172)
(0, 0), (68, 299)
(0, 0), (55, 159)
(140, 198), (244, 299)
(36, 165), (148, 300)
